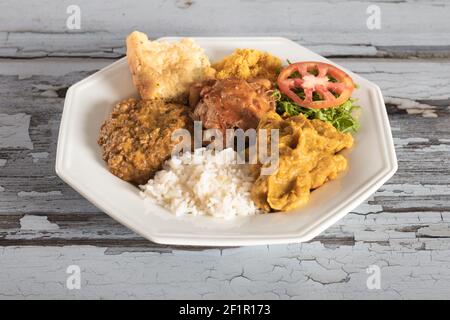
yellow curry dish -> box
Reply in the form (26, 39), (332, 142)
(251, 112), (354, 212)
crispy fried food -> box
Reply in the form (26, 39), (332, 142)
(213, 49), (281, 82)
(189, 78), (276, 134)
(98, 98), (192, 185)
(126, 31), (215, 102)
(251, 112), (354, 212)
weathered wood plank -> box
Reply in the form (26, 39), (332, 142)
(0, 57), (449, 250)
(0, 209), (449, 248)
(1, 242), (450, 299)
(0, 0), (449, 299)
(1, 0), (450, 58)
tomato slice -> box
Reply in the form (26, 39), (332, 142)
(277, 61), (354, 109)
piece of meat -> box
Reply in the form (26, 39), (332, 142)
(189, 78), (275, 134)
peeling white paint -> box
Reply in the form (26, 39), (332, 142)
(308, 44), (377, 57)
(0, 243), (450, 299)
(19, 215), (59, 231)
(32, 84), (63, 91)
(351, 198), (383, 215)
(40, 90), (59, 97)
(18, 74), (32, 80)
(354, 230), (390, 242)
(301, 260), (349, 285)
(394, 137), (429, 147)
(30, 152), (49, 163)
(417, 225), (450, 238)
(0, 113), (33, 149)
(2, 0), (450, 60)
(422, 111), (438, 118)
(393, 138), (450, 153)
(0, 185), (4, 192)
(17, 191), (62, 197)
(32, 84), (62, 98)
(420, 144), (450, 152)
(0, 59), (111, 77)
(385, 97), (438, 118)
(377, 184), (450, 197)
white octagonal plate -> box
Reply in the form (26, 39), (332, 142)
(56, 37), (397, 246)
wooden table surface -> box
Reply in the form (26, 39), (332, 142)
(1, 0), (449, 299)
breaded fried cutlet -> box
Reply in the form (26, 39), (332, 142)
(98, 98), (192, 185)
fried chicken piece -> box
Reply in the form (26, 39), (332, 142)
(189, 78), (276, 134)
(98, 98), (192, 185)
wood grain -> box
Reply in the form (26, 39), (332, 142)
(1, 0), (450, 58)
(0, 58), (449, 246)
(0, 0), (449, 299)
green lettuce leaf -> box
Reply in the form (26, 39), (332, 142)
(272, 89), (361, 133)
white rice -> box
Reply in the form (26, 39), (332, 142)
(139, 148), (260, 219)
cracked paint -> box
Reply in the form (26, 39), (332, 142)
(377, 184), (450, 197)
(1, 243), (449, 299)
(385, 97), (438, 117)
(0, 113), (33, 149)
(1, 0), (450, 60)
(19, 215), (59, 231)
(351, 199), (383, 215)
(32, 84), (65, 98)
(17, 191), (62, 197)
(394, 137), (429, 147)
(420, 144), (450, 152)
(30, 152), (49, 163)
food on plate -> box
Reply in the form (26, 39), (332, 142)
(140, 148), (259, 218)
(126, 31), (215, 102)
(98, 98), (192, 185)
(251, 112), (354, 212)
(274, 61), (360, 133)
(189, 78), (276, 134)
(275, 93), (360, 133)
(98, 32), (361, 217)
(277, 61), (354, 109)
(213, 49), (281, 82)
